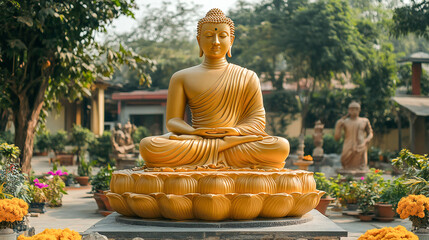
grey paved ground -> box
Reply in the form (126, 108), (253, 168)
(28, 155), (412, 239)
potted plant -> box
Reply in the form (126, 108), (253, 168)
(34, 130), (51, 156)
(375, 177), (407, 221)
(70, 125), (94, 165)
(44, 170), (68, 207)
(356, 169), (384, 221)
(338, 179), (359, 211)
(75, 158), (93, 186)
(397, 195), (429, 237)
(0, 143), (31, 203)
(314, 172), (338, 215)
(51, 131), (74, 166)
(91, 165), (115, 215)
(0, 197), (28, 240)
(28, 178), (48, 213)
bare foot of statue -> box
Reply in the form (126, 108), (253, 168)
(219, 135), (263, 152)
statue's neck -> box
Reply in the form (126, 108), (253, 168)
(201, 57), (228, 70)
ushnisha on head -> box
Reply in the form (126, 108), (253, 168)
(348, 101), (361, 110)
(197, 8), (235, 37)
(348, 101), (361, 118)
(197, 8), (235, 58)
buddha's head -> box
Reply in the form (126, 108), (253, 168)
(197, 8), (235, 59)
(348, 101), (361, 118)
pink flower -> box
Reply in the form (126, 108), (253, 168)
(34, 182), (48, 189)
(33, 178), (40, 183)
(47, 171), (54, 175)
(360, 177), (365, 180)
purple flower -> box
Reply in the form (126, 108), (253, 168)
(33, 178), (39, 183)
(47, 171), (55, 175)
(35, 182), (48, 189)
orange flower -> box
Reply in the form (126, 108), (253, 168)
(302, 155), (313, 161)
(18, 228), (81, 240)
(358, 225), (417, 240)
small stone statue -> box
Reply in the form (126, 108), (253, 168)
(112, 121), (137, 156)
(312, 120), (324, 157)
(334, 101), (373, 172)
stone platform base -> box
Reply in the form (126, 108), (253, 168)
(83, 210), (347, 240)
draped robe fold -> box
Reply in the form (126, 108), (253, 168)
(140, 64), (289, 169)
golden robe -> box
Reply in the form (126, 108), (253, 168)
(140, 64), (289, 168)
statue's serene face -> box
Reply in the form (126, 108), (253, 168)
(198, 23), (234, 59)
(348, 107), (360, 118)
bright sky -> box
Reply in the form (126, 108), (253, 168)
(107, 0), (249, 35)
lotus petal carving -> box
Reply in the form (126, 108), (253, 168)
(230, 194), (263, 220)
(158, 194), (194, 220)
(288, 191), (323, 217)
(125, 193), (161, 218)
(111, 172), (135, 194)
(106, 192), (135, 217)
(276, 173), (302, 194)
(134, 174), (164, 194)
(198, 174), (235, 194)
(236, 174), (276, 194)
(164, 175), (197, 195)
(259, 193), (294, 218)
(193, 194), (231, 221)
(295, 171), (316, 193)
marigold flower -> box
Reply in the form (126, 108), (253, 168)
(358, 225), (417, 240)
(18, 228), (81, 240)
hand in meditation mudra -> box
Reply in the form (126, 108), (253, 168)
(140, 8), (290, 169)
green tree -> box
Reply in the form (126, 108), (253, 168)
(392, 1), (429, 39)
(229, 0), (308, 90)
(112, 1), (201, 90)
(283, 0), (366, 133)
(0, 0), (153, 174)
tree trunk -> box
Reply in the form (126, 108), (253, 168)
(13, 79), (48, 174)
(0, 108), (9, 132)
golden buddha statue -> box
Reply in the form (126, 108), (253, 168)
(107, 9), (324, 222)
(139, 8), (289, 169)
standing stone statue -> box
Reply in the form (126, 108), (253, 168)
(312, 120), (324, 157)
(334, 101), (373, 173)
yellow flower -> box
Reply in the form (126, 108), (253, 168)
(358, 225), (418, 240)
(18, 228), (81, 240)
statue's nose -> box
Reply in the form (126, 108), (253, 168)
(213, 35), (220, 45)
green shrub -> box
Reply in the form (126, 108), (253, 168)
(88, 131), (113, 166)
(323, 134), (342, 154)
(0, 131), (14, 144)
(288, 137), (299, 154)
(35, 130), (51, 152)
(132, 126), (150, 144)
(51, 130), (68, 153)
(91, 165), (115, 192)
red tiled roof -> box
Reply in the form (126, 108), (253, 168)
(112, 90), (168, 100)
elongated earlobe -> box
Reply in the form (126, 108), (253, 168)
(227, 47), (232, 58)
(199, 47), (203, 57)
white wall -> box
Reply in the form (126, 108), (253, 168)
(45, 108), (65, 133)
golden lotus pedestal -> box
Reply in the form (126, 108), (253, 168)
(106, 167), (325, 221)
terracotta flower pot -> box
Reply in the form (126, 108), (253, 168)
(374, 203), (395, 222)
(358, 214), (375, 222)
(93, 192), (106, 211)
(315, 197), (335, 215)
(75, 176), (90, 186)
